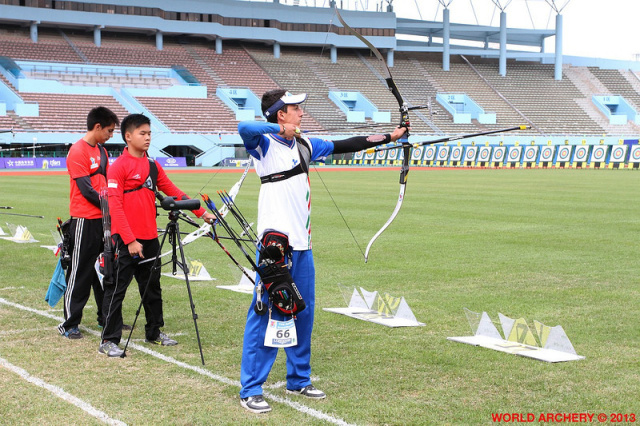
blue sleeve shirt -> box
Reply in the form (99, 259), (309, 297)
(238, 121), (334, 162)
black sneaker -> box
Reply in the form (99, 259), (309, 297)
(98, 340), (124, 357)
(145, 331), (177, 346)
(240, 395), (271, 413)
(286, 384), (326, 399)
(63, 327), (83, 340)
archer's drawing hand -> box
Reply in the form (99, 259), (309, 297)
(278, 123), (301, 139)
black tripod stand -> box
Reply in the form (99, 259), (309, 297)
(122, 206), (206, 365)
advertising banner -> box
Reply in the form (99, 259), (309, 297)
(37, 157), (67, 169)
(155, 157), (187, 168)
(3, 158), (37, 169)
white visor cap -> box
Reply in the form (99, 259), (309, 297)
(264, 92), (308, 119)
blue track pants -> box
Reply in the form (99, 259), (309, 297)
(239, 250), (315, 398)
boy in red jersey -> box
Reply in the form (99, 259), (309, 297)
(58, 106), (119, 340)
(99, 113), (215, 357)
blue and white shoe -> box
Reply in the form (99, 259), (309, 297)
(240, 395), (271, 413)
(286, 384), (326, 399)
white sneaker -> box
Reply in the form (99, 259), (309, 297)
(240, 395), (271, 413)
(286, 384), (326, 399)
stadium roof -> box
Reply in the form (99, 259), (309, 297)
(396, 18), (555, 50)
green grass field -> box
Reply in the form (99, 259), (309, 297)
(0, 168), (638, 425)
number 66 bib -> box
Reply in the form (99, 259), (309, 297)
(264, 318), (297, 348)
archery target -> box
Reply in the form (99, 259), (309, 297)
(539, 146), (555, 163)
(386, 147), (399, 161)
(590, 145), (607, 163)
(507, 145), (523, 163)
(573, 146), (589, 162)
(477, 146), (492, 162)
(523, 146), (538, 163)
(629, 145), (640, 163)
(491, 146), (506, 163)
(353, 151), (364, 160)
(464, 146), (478, 163)
(423, 146), (437, 161)
(450, 146), (463, 162)
(609, 145), (627, 163)
(411, 146), (424, 160)
(556, 146), (572, 162)
(437, 146), (450, 162)
(364, 150), (376, 161)
(375, 149), (387, 161)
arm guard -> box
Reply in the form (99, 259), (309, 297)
(332, 134), (392, 154)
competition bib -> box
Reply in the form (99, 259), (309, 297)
(264, 318), (297, 348)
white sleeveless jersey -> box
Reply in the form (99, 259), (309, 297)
(253, 134), (313, 250)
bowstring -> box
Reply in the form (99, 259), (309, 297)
(311, 8), (365, 260)
(312, 163), (365, 259)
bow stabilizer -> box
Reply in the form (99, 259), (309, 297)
(365, 125), (530, 155)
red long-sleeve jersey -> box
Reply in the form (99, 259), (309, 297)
(107, 148), (205, 245)
(67, 139), (107, 219)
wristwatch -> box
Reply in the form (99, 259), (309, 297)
(279, 125), (286, 135)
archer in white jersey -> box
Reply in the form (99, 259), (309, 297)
(237, 90), (407, 414)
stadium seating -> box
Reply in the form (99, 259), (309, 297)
(588, 67), (640, 112)
(18, 93), (129, 132)
(466, 58), (606, 135)
(1, 23), (640, 138)
(135, 96), (238, 133)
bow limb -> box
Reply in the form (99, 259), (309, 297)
(335, 6), (411, 262)
(217, 158), (252, 220)
(364, 144), (410, 262)
(334, 7), (410, 130)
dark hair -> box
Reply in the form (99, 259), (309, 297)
(87, 106), (119, 131)
(262, 89), (287, 123)
(120, 114), (151, 143)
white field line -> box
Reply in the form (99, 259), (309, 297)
(0, 297), (356, 426)
(0, 356), (126, 426)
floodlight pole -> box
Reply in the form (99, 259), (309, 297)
(436, 0), (454, 72)
(544, 0), (572, 81)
